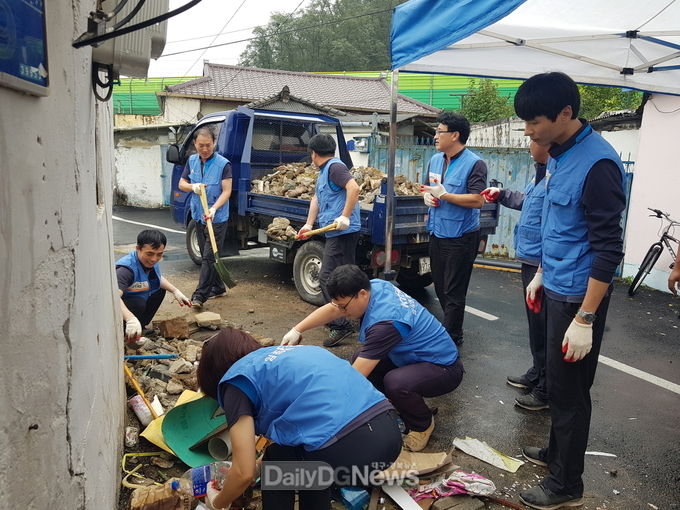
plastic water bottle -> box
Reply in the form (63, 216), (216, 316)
(177, 461), (232, 499)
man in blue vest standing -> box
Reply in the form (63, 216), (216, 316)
(281, 264), (464, 452)
(421, 112), (487, 347)
(298, 133), (361, 347)
(482, 141), (550, 411)
(513, 73), (626, 510)
(117, 229), (192, 344)
(178, 127), (232, 309)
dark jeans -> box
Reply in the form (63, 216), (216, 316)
(521, 263), (548, 401)
(542, 293), (611, 496)
(319, 232), (359, 331)
(353, 352), (464, 432)
(194, 221), (228, 302)
(122, 289), (166, 328)
(261, 410), (402, 510)
(429, 230), (480, 342)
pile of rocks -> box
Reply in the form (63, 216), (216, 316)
(251, 163), (422, 208)
(266, 217), (298, 242)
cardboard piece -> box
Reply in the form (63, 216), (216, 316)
(452, 437), (524, 473)
(378, 449), (453, 482)
(162, 393), (227, 467)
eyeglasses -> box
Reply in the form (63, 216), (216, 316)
(435, 129), (453, 135)
(331, 294), (356, 311)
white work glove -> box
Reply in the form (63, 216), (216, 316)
(173, 289), (192, 307)
(281, 328), (302, 346)
(419, 179), (447, 199)
(481, 187), (501, 202)
(423, 192), (440, 208)
(191, 183), (203, 194)
(297, 223), (314, 239)
(334, 215), (350, 231)
(525, 271), (543, 314)
(562, 319), (593, 362)
(205, 481), (231, 510)
(125, 316), (142, 340)
(204, 207), (216, 222)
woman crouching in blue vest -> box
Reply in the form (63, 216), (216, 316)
(197, 328), (402, 510)
(281, 264), (464, 453)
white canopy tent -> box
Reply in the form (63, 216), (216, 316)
(391, 0), (680, 95)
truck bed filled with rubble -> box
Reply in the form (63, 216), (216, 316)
(250, 162), (422, 210)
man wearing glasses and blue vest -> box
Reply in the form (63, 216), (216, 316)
(421, 112), (487, 347)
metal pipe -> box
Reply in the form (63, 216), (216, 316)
(383, 69), (399, 281)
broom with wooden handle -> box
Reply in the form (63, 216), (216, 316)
(198, 184), (237, 289)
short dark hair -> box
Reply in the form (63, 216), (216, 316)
(436, 112), (471, 144)
(197, 328), (263, 400)
(326, 264), (371, 299)
(194, 127), (216, 142)
(308, 133), (336, 157)
(137, 229), (167, 249)
(514, 72), (580, 121)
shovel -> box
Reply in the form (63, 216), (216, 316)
(198, 185), (237, 289)
(296, 222), (338, 240)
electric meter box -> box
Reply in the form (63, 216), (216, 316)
(92, 0), (169, 78)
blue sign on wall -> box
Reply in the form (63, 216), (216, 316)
(0, 0), (49, 96)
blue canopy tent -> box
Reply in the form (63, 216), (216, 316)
(381, 0), (680, 274)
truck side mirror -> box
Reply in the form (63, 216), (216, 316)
(166, 144), (181, 164)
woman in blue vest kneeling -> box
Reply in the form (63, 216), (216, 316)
(197, 327), (402, 510)
(281, 264), (464, 452)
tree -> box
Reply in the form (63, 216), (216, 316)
(577, 85), (642, 120)
(459, 78), (514, 122)
(239, 0), (403, 72)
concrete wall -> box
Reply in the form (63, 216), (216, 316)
(163, 96), (200, 124)
(622, 94), (680, 292)
(0, 2), (123, 509)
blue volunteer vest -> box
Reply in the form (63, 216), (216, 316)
(117, 250), (162, 301)
(188, 153), (230, 224)
(315, 157), (360, 238)
(358, 279), (458, 367)
(541, 125), (625, 297)
(217, 345), (385, 451)
(426, 149), (481, 238)
(514, 175), (546, 266)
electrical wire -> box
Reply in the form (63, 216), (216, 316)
(92, 63), (116, 101)
(182, 0), (248, 77)
(72, 0), (204, 48)
(107, 0), (130, 19)
(112, 0), (146, 30)
(159, 6), (392, 58)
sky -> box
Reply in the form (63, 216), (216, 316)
(148, 0), (309, 77)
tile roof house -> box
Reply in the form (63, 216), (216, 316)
(158, 63), (440, 121)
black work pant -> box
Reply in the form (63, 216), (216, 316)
(194, 221), (228, 302)
(521, 263), (548, 402)
(542, 293), (611, 496)
(357, 355), (464, 432)
(261, 410), (402, 510)
(429, 230), (480, 342)
(319, 232), (359, 331)
(122, 289), (166, 328)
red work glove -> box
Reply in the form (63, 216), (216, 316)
(481, 187), (501, 202)
(525, 271), (543, 314)
(296, 223), (313, 240)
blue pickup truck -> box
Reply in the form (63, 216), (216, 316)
(166, 106), (498, 305)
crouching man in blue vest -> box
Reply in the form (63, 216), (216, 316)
(178, 127), (232, 309)
(421, 112), (487, 347)
(299, 134), (361, 348)
(513, 73), (626, 510)
(116, 230), (192, 344)
(281, 264), (464, 452)
(197, 328), (402, 510)
(482, 141), (551, 412)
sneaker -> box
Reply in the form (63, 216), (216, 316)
(452, 336), (464, 347)
(519, 485), (583, 510)
(515, 393), (550, 411)
(323, 328), (354, 347)
(403, 417), (435, 452)
(507, 374), (536, 390)
(208, 287), (227, 300)
(192, 298), (204, 309)
(522, 446), (548, 467)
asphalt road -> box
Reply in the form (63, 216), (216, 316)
(114, 206), (680, 510)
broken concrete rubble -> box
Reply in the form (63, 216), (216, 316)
(154, 316), (189, 339)
(194, 311), (222, 328)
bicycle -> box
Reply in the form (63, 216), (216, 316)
(628, 208), (679, 296)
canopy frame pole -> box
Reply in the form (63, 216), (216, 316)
(383, 68), (399, 282)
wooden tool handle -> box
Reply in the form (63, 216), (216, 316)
(124, 364), (159, 419)
(198, 184), (220, 256)
(297, 222), (338, 239)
